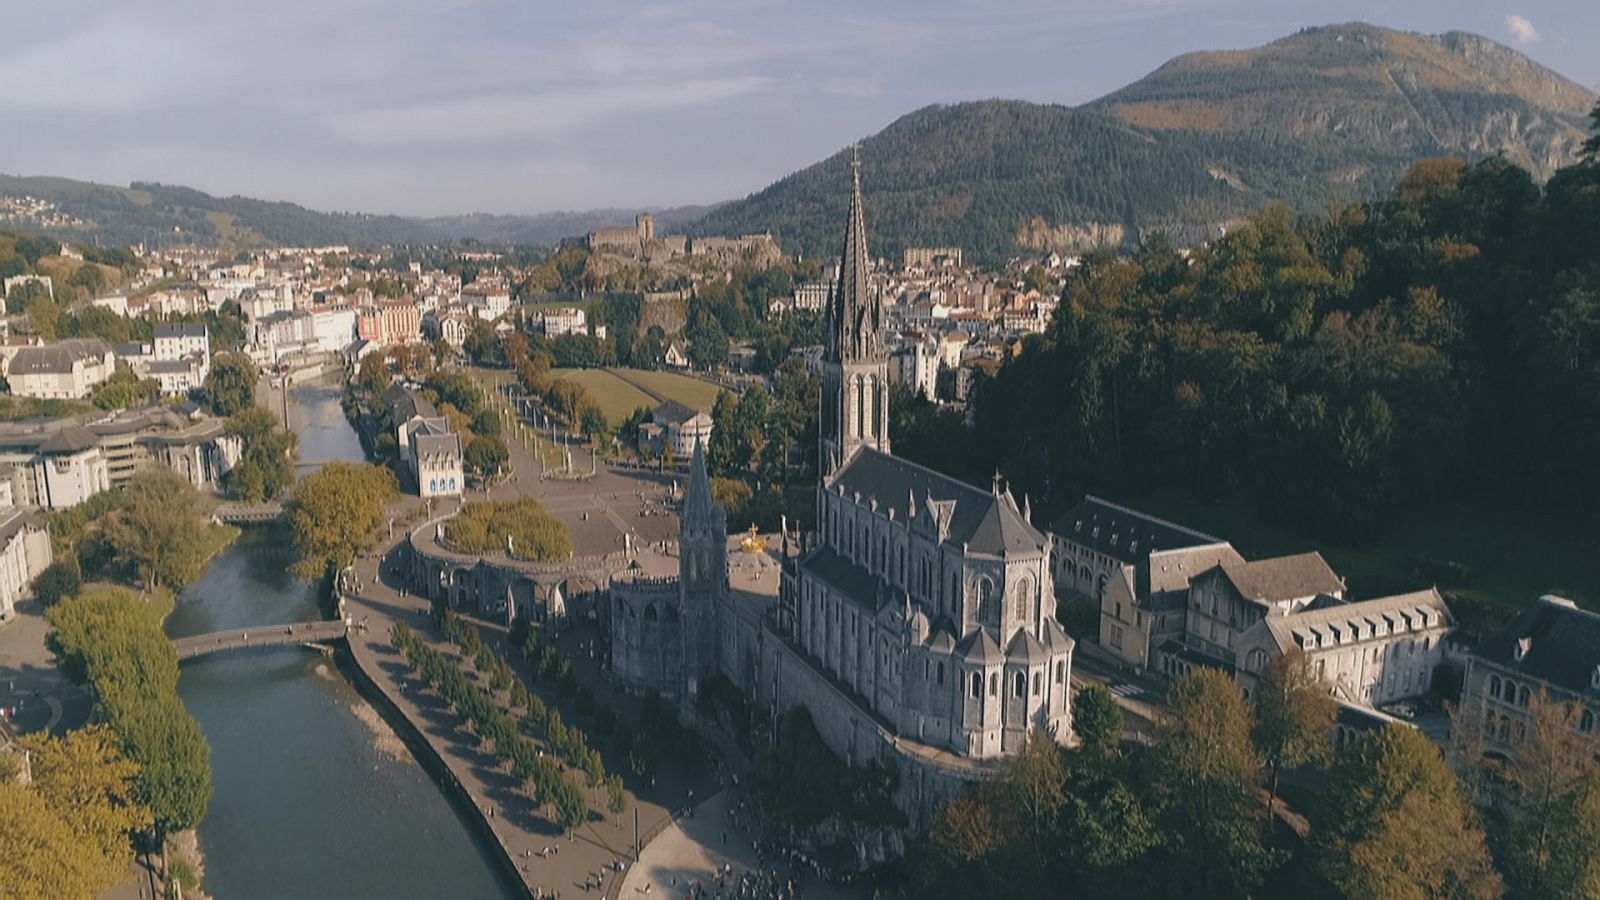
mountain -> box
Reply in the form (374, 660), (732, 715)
(0, 173), (714, 251)
(689, 23), (1597, 262)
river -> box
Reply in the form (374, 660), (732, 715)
(165, 381), (516, 900)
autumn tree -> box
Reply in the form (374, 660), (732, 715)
(0, 780), (106, 900)
(103, 467), (211, 592)
(1252, 647), (1336, 822)
(1498, 692), (1600, 898)
(285, 461), (398, 580)
(1314, 724), (1500, 899)
(20, 725), (151, 889)
(224, 404), (297, 501)
(1149, 668), (1277, 898)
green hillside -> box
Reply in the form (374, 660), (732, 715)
(690, 23), (1596, 262)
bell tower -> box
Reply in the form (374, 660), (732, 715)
(678, 436), (727, 697)
(819, 146), (890, 478)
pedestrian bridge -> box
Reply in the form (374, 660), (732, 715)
(213, 502), (286, 524)
(173, 620), (349, 662)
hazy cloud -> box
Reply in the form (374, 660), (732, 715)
(1504, 14), (1539, 46)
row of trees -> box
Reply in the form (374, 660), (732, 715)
(392, 620), (605, 832)
(45, 589), (213, 866)
(0, 726), (151, 900)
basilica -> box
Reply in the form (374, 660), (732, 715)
(608, 151), (1074, 817)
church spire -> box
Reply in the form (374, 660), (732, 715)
(684, 435), (715, 525)
(828, 144), (879, 364)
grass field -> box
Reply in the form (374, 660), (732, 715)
(1132, 488), (1600, 636)
(615, 369), (728, 411)
(548, 369), (655, 426)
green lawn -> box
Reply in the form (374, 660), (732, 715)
(616, 369), (728, 411)
(1132, 489), (1599, 636)
(548, 369), (655, 426)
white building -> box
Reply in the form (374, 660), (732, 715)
(0, 510), (52, 622)
(31, 426), (111, 510)
(5, 340), (116, 400)
(461, 285), (511, 320)
(411, 420), (463, 498)
(642, 400), (713, 457)
(537, 307), (587, 337)
(892, 339), (940, 402)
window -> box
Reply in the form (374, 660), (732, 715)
(924, 659), (930, 680)
(1032, 672), (1041, 696)
(1055, 660), (1064, 684)
(1014, 672), (1026, 697)
(1109, 624), (1123, 650)
(937, 662), (945, 686)
(971, 672), (982, 698)
(989, 673), (998, 697)
(1015, 580), (1031, 621)
(977, 579), (994, 622)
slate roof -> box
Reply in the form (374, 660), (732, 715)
(0, 509), (45, 543)
(413, 432), (461, 461)
(1006, 629), (1049, 663)
(1050, 495), (1222, 566)
(829, 447), (1046, 556)
(956, 628), (1003, 664)
(1474, 596), (1600, 697)
(154, 322), (207, 339)
(652, 399), (707, 426)
(383, 383), (437, 422)
(799, 545), (883, 612)
(1216, 552), (1344, 605)
(38, 424), (98, 454)
(8, 339), (110, 374)
(1260, 588), (1452, 654)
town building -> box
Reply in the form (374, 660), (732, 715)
(535, 307), (587, 337)
(902, 247), (963, 270)
(411, 419), (463, 498)
(0, 510), (52, 622)
(422, 307), (474, 348)
(4, 339), (116, 400)
(637, 400), (713, 458)
(1461, 595), (1600, 752)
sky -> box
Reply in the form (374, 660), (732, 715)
(2, 0), (1595, 218)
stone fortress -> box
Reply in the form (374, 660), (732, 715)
(585, 213), (780, 266)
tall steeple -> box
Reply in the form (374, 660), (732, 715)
(819, 145), (890, 477)
(679, 435), (726, 698)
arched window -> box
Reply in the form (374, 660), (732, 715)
(988, 672), (998, 697)
(970, 672), (982, 699)
(949, 571), (960, 613)
(1096, 573), (1109, 599)
(1013, 578), (1032, 622)
(855, 376), (865, 438)
(643, 604), (658, 623)
(936, 662), (945, 685)
(1014, 672), (1026, 697)
(1055, 660), (1065, 684)
(977, 579), (994, 622)
(1032, 672), (1041, 696)
(1488, 674), (1501, 699)
(1518, 685), (1531, 708)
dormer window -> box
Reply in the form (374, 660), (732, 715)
(1514, 637), (1532, 663)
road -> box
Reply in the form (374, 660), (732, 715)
(0, 602), (94, 737)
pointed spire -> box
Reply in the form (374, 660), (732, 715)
(684, 435), (715, 523)
(1022, 494), (1032, 524)
(992, 470), (1002, 495)
(830, 144), (875, 363)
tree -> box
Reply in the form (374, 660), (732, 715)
(606, 774), (627, 816)
(0, 780), (106, 900)
(31, 555), (82, 608)
(1251, 647), (1336, 822)
(21, 725), (151, 890)
(1314, 725), (1500, 899)
(1582, 99), (1600, 163)
(204, 351), (256, 417)
(356, 352), (389, 395)
(1150, 668), (1277, 898)
(1073, 683), (1123, 760)
(285, 461), (398, 580)
(579, 406), (607, 445)
(470, 408), (502, 437)
(103, 468), (211, 592)
(1499, 692), (1600, 898)
(464, 434), (510, 477)
(225, 405), (296, 501)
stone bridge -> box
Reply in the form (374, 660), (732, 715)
(173, 620), (349, 662)
(406, 515), (670, 624)
(213, 501), (286, 524)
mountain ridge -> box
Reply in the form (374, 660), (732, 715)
(690, 22), (1596, 262)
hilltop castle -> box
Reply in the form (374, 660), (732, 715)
(607, 151), (1074, 819)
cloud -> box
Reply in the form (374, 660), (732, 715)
(1504, 14), (1539, 46)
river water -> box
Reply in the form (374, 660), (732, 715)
(165, 381), (515, 900)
